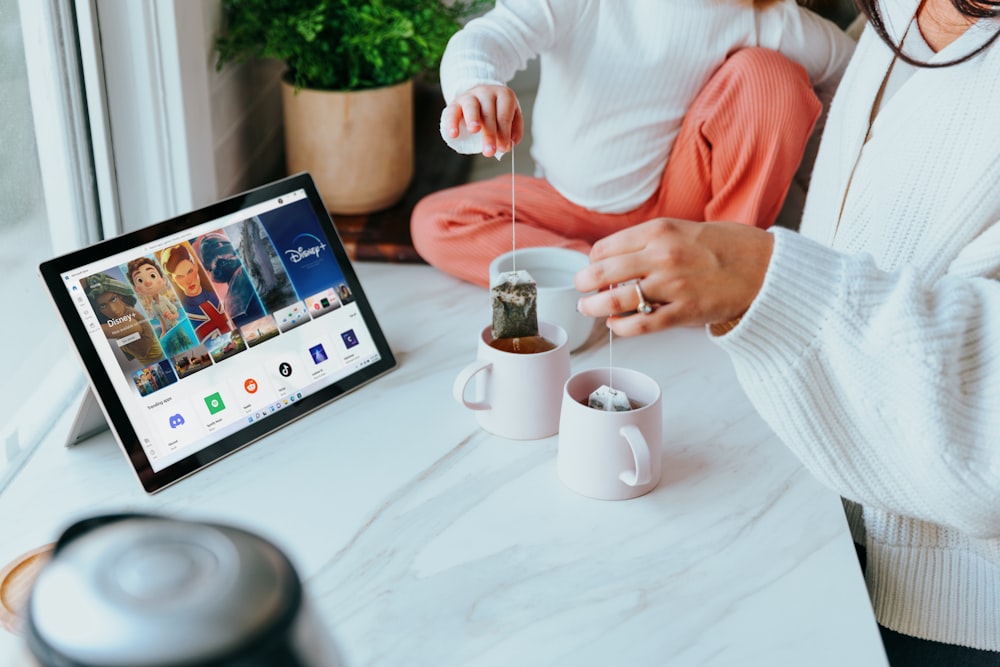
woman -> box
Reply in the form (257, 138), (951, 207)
(576, 0), (1000, 663)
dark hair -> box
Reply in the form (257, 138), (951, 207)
(855, 0), (1000, 67)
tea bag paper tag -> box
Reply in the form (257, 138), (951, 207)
(491, 269), (538, 339)
(440, 110), (505, 160)
(588, 385), (632, 411)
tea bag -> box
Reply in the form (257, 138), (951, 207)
(491, 270), (538, 339)
(588, 384), (632, 411)
(589, 303), (632, 410)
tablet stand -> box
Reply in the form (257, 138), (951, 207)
(65, 388), (110, 447)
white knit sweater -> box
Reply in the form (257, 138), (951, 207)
(439, 0), (855, 213)
(715, 1), (1000, 650)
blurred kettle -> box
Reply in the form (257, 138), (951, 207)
(24, 514), (344, 666)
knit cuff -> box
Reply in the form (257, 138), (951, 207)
(867, 540), (1000, 650)
(710, 227), (847, 368)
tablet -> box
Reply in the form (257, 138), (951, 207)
(39, 173), (397, 493)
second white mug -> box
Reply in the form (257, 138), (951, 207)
(557, 367), (662, 500)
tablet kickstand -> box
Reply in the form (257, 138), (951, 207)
(65, 388), (110, 447)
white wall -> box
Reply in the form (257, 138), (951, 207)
(200, 1), (286, 198)
(93, 0), (285, 233)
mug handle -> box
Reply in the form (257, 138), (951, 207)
(453, 359), (492, 411)
(618, 424), (653, 487)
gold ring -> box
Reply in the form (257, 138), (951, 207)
(635, 282), (653, 314)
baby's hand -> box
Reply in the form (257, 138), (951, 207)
(442, 85), (524, 158)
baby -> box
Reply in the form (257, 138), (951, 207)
(412, 0), (856, 286)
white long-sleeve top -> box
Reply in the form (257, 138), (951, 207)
(715, 1), (1000, 650)
(439, 0), (856, 213)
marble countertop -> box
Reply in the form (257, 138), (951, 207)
(0, 262), (887, 666)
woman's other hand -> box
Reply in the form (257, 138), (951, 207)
(574, 219), (774, 336)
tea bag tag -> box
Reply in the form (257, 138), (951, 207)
(588, 385), (632, 411)
(491, 269), (538, 339)
(440, 110), (506, 160)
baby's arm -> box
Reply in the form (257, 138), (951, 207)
(442, 84), (524, 158)
(438, 1), (577, 156)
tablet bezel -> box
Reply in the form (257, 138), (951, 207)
(38, 172), (397, 493)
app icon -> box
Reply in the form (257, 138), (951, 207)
(278, 362), (293, 377)
(341, 329), (359, 349)
(309, 344), (328, 364)
(204, 392), (226, 415)
(168, 413), (185, 429)
(244, 378), (259, 394)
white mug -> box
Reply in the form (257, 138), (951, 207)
(489, 247), (595, 352)
(453, 321), (571, 440)
(558, 367), (662, 500)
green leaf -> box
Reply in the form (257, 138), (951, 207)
(215, 0), (493, 90)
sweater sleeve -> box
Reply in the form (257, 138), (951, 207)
(712, 227), (1000, 540)
(438, 0), (584, 103)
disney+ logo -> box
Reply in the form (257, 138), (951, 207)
(284, 234), (328, 264)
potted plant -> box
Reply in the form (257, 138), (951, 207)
(215, 0), (488, 215)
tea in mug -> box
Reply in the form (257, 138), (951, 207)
(578, 396), (645, 410)
(488, 335), (558, 354)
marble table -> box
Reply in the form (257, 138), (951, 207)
(0, 262), (888, 666)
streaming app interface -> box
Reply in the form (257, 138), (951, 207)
(60, 189), (381, 472)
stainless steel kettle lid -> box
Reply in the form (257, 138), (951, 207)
(26, 515), (301, 666)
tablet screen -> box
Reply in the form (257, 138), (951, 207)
(39, 173), (396, 493)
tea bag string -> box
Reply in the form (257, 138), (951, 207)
(510, 146), (517, 272)
(608, 284), (614, 390)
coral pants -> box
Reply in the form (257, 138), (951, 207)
(411, 48), (822, 287)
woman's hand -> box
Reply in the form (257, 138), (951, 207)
(574, 219), (774, 336)
(442, 85), (524, 158)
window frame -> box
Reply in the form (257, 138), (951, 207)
(5, 0), (215, 464)
(19, 0), (103, 251)
(90, 0), (219, 234)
